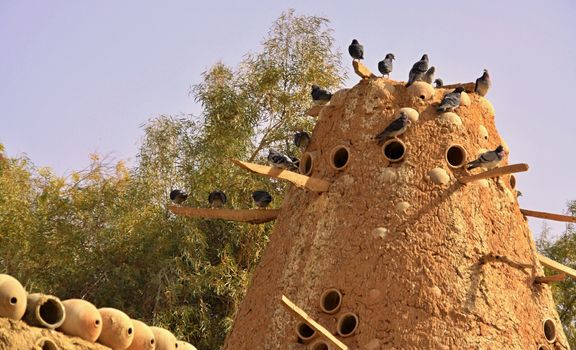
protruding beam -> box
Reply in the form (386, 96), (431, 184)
(535, 273), (566, 284)
(281, 295), (348, 350)
(352, 60), (376, 79)
(520, 209), (576, 223)
(438, 82), (476, 92)
(537, 254), (576, 280)
(232, 160), (331, 193)
(307, 105), (324, 117)
(459, 163), (529, 184)
(169, 205), (280, 224)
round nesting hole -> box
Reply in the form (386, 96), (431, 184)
(36, 339), (58, 350)
(127, 327), (133, 335)
(150, 339), (155, 345)
(175, 342), (179, 348)
(336, 312), (359, 337)
(319, 289), (342, 314)
(296, 322), (316, 342)
(510, 175), (516, 189)
(39, 299), (65, 326)
(543, 318), (556, 343)
(382, 139), (406, 162)
(537, 345), (551, 350)
(330, 146), (350, 170)
(300, 152), (314, 175)
(310, 340), (330, 350)
(419, 94), (426, 100)
(445, 144), (467, 168)
(9, 297), (17, 305)
(95, 319), (100, 326)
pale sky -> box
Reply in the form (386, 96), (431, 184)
(1, 1), (575, 237)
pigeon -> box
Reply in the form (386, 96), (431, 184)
(348, 39), (364, 60)
(267, 148), (299, 171)
(311, 85), (332, 102)
(252, 190), (273, 208)
(466, 145), (505, 170)
(433, 78), (444, 88)
(423, 66), (435, 84)
(294, 131), (311, 150)
(436, 87), (465, 112)
(378, 53), (395, 77)
(474, 69), (491, 97)
(170, 189), (188, 204)
(374, 112), (411, 145)
(208, 190), (227, 208)
(406, 54), (429, 86)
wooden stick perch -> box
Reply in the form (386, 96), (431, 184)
(520, 209), (576, 223)
(537, 254), (576, 280)
(438, 82), (476, 92)
(459, 163), (529, 184)
(232, 160), (331, 193)
(169, 205), (280, 224)
(535, 273), (566, 284)
(352, 60), (376, 79)
(281, 295), (348, 350)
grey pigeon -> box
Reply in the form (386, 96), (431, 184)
(311, 85), (332, 102)
(474, 69), (491, 96)
(466, 145), (505, 170)
(348, 39), (364, 60)
(378, 53), (395, 77)
(433, 78), (444, 88)
(267, 148), (299, 171)
(436, 87), (465, 112)
(374, 112), (411, 145)
(423, 66), (435, 84)
(252, 190), (273, 208)
(170, 189), (188, 204)
(406, 54), (429, 86)
(208, 190), (227, 208)
(294, 131), (311, 150)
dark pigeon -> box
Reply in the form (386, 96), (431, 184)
(466, 145), (505, 170)
(423, 66), (435, 84)
(475, 69), (491, 96)
(311, 85), (332, 102)
(348, 39), (364, 60)
(374, 112), (411, 145)
(433, 78), (444, 88)
(252, 190), (273, 208)
(170, 189), (188, 204)
(378, 53), (395, 77)
(407, 54), (429, 86)
(267, 149), (299, 171)
(294, 131), (311, 150)
(436, 87), (465, 112)
(208, 190), (227, 208)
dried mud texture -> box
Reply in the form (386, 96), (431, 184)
(0, 318), (109, 350)
(223, 78), (569, 350)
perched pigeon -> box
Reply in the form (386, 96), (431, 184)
(311, 85), (332, 102)
(252, 190), (273, 208)
(433, 78), (444, 88)
(267, 149), (299, 171)
(466, 145), (505, 170)
(378, 53), (395, 77)
(348, 39), (364, 60)
(170, 189), (188, 204)
(406, 54), (429, 86)
(423, 66), (435, 84)
(374, 112), (411, 145)
(475, 69), (491, 97)
(436, 87), (465, 112)
(294, 131), (311, 150)
(208, 190), (227, 208)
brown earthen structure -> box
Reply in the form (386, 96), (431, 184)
(222, 73), (570, 349)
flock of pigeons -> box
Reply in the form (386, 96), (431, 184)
(170, 39), (506, 208)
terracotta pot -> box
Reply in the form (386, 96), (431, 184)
(98, 308), (134, 350)
(177, 341), (197, 350)
(0, 274), (27, 320)
(35, 337), (58, 350)
(126, 319), (156, 350)
(23, 293), (65, 329)
(58, 299), (102, 342)
(149, 327), (177, 350)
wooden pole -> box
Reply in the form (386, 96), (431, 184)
(520, 209), (576, 223)
(232, 160), (331, 193)
(537, 254), (576, 280)
(281, 295), (348, 350)
(437, 82), (476, 92)
(352, 60), (376, 79)
(534, 273), (566, 284)
(168, 206), (280, 224)
(459, 163), (529, 184)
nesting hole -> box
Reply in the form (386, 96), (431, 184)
(310, 340), (330, 350)
(300, 152), (314, 175)
(337, 312), (359, 337)
(36, 339), (58, 350)
(382, 139), (406, 162)
(537, 345), (550, 350)
(296, 322), (315, 341)
(95, 319), (100, 326)
(39, 299), (64, 326)
(127, 327), (133, 335)
(319, 289), (342, 314)
(543, 318), (556, 343)
(9, 297), (17, 305)
(175, 342), (179, 348)
(510, 175), (516, 189)
(419, 94), (426, 100)
(150, 339), (155, 345)
(445, 145), (467, 168)
(330, 146), (350, 170)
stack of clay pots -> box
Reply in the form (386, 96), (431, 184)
(0, 273), (198, 350)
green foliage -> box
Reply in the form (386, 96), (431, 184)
(0, 9), (344, 350)
(536, 201), (576, 347)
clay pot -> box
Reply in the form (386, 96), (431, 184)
(58, 299), (102, 342)
(35, 337), (58, 350)
(0, 274), (27, 320)
(149, 327), (178, 350)
(98, 308), (135, 350)
(23, 293), (66, 329)
(177, 341), (197, 350)
(126, 319), (156, 350)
